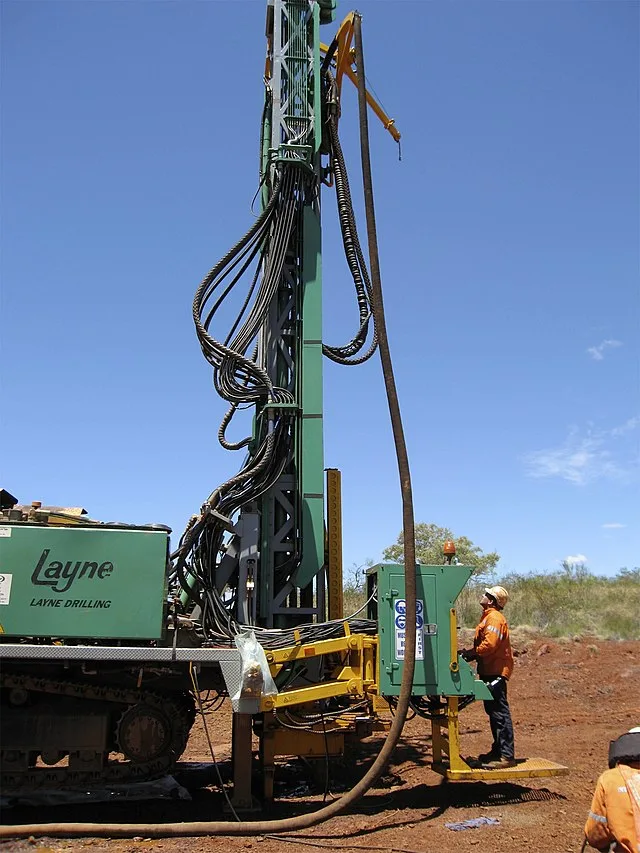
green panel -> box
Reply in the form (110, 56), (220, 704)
(0, 525), (168, 639)
(293, 204), (325, 587)
(371, 563), (491, 700)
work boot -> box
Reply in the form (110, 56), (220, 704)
(477, 749), (500, 763)
(483, 757), (517, 769)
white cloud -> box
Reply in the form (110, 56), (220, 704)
(523, 418), (639, 485)
(523, 429), (622, 485)
(602, 522), (625, 529)
(563, 553), (588, 566)
(611, 416), (640, 437)
(587, 339), (622, 361)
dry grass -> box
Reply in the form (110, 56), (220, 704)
(457, 570), (640, 640)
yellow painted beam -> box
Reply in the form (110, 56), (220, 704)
(261, 678), (362, 710)
(265, 633), (364, 666)
(437, 757), (570, 781)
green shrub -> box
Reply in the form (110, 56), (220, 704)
(473, 569), (640, 639)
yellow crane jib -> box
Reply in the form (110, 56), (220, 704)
(320, 12), (401, 143)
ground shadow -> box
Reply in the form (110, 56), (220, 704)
(1, 758), (566, 830)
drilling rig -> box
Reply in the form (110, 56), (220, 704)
(0, 0), (567, 816)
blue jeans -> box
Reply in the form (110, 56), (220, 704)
(482, 675), (515, 760)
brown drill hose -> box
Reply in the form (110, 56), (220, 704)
(0, 13), (417, 841)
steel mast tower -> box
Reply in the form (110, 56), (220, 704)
(242, 0), (336, 627)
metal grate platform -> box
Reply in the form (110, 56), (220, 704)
(433, 756), (569, 781)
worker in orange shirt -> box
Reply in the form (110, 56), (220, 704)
(461, 585), (515, 768)
(584, 728), (640, 853)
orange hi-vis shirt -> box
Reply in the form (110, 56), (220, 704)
(584, 765), (640, 853)
(473, 606), (514, 680)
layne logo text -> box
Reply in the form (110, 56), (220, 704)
(31, 549), (115, 593)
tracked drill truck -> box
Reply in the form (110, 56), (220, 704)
(0, 0), (567, 810)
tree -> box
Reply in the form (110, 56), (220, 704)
(382, 522), (500, 578)
(560, 559), (591, 580)
(617, 567), (640, 581)
(343, 560), (373, 617)
(343, 559), (374, 594)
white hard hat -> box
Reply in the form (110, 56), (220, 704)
(484, 585), (509, 609)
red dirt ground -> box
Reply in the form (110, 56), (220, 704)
(2, 633), (639, 853)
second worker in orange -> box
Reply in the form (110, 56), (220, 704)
(462, 585), (516, 768)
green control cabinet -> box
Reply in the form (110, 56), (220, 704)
(0, 524), (169, 639)
(367, 563), (490, 700)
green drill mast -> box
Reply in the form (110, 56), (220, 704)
(185, 0), (387, 636)
(252, 0), (335, 626)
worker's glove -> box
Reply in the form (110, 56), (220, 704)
(461, 648), (476, 662)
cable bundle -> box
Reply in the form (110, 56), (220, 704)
(172, 61), (381, 642)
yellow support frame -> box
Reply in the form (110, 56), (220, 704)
(326, 468), (343, 620)
(431, 697), (569, 781)
(261, 630), (378, 711)
(258, 627), (382, 800)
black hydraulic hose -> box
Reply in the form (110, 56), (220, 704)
(352, 9), (418, 699)
(0, 14), (418, 843)
(322, 81), (378, 365)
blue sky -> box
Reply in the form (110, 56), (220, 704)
(1, 0), (638, 578)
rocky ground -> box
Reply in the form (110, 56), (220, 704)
(2, 633), (639, 853)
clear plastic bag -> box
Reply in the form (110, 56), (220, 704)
(232, 629), (278, 701)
